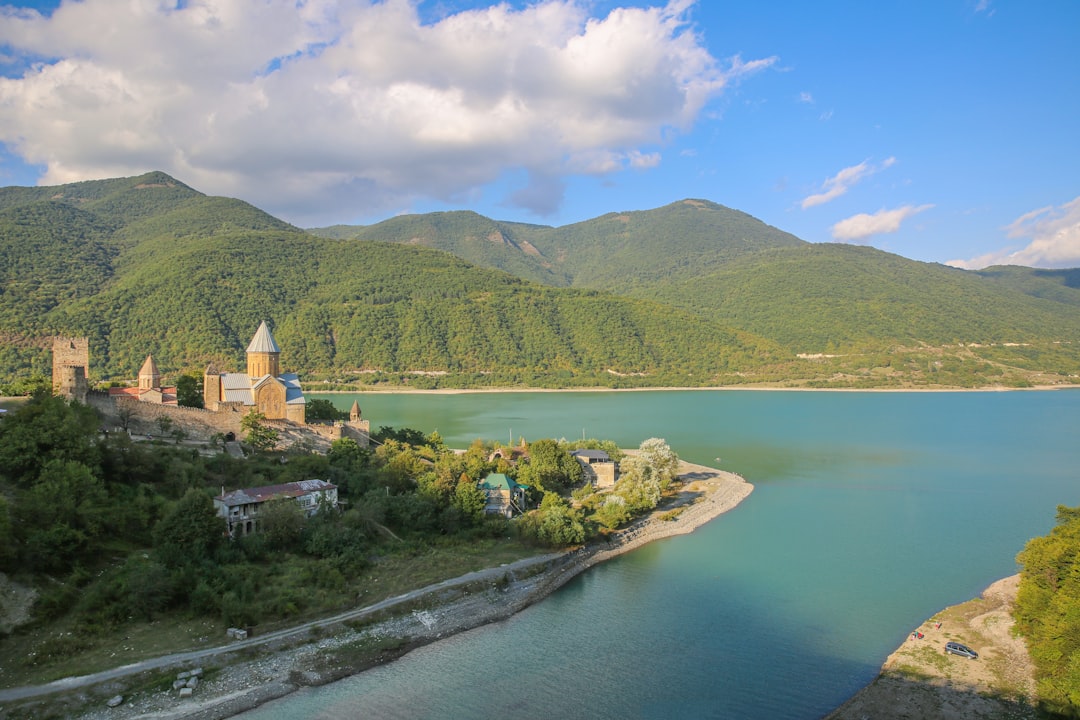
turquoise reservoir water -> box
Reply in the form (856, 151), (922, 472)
(242, 390), (1080, 719)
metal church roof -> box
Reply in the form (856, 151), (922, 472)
(246, 321), (281, 354)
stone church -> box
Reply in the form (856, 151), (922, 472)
(203, 321), (307, 424)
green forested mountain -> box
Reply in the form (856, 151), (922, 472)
(312, 197), (1080, 385)
(310, 198), (805, 291)
(645, 243), (1080, 349)
(2, 172), (1079, 389)
(312, 198), (1080, 347)
(0, 173), (784, 387)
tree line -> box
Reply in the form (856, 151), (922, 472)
(1015, 505), (1080, 716)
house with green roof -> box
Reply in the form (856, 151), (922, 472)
(478, 473), (528, 517)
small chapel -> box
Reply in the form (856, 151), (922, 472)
(203, 321), (307, 424)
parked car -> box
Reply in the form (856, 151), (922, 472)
(945, 641), (978, 659)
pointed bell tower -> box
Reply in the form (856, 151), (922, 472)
(138, 354), (161, 390)
(246, 321), (281, 378)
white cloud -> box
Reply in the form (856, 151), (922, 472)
(801, 156), (896, 209)
(830, 204), (933, 241)
(948, 196), (1080, 269)
(798, 91), (813, 103)
(0, 0), (776, 223)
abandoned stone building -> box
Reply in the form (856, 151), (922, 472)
(214, 479), (339, 537)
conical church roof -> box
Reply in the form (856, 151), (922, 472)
(246, 321), (281, 354)
(139, 354), (160, 377)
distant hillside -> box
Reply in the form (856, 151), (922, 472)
(0, 173), (783, 388)
(2, 172), (1078, 389)
(645, 243), (1080, 349)
(309, 199), (805, 291)
(312, 199), (1080, 356)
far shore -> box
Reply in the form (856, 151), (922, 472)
(304, 383), (1079, 395)
(17, 461), (752, 720)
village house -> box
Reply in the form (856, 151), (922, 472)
(214, 479), (338, 537)
(571, 449), (618, 490)
(478, 473), (528, 517)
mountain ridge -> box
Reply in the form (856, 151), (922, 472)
(2, 171), (1078, 389)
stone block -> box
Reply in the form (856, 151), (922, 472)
(179, 687), (193, 698)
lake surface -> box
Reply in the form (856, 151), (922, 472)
(243, 389), (1080, 719)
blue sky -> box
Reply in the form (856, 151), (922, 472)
(1, 0), (1077, 268)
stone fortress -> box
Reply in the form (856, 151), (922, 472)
(53, 322), (369, 450)
(203, 321), (307, 424)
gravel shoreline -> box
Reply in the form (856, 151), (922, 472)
(825, 575), (1037, 720)
(54, 462), (751, 720)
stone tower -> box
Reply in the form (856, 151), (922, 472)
(52, 336), (89, 402)
(138, 354), (161, 390)
(203, 363), (222, 411)
(350, 400), (362, 422)
(246, 321), (281, 378)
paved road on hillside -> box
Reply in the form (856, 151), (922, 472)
(0, 552), (563, 703)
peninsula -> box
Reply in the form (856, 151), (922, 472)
(4, 461), (751, 720)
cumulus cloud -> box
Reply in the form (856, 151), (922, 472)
(0, 0), (775, 223)
(830, 204), (933, 241)
(801, 156), (896, 209)
(948, 196), (1080, 269)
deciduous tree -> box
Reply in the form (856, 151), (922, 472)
(241, 411), (279, 452)
(153, 488), (225, 568)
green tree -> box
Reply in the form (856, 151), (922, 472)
(613, 455), (662, 512)
(518, 492), (586, 546)
(0, 495), (15, 571)
(1015, 504), (1080, 716)
(305, 398), (344, 423)
(18, 459), (110, 572)
(518, 439), (583, 494)
(153, 488), (225, 568)
(175, 373), (204, 408)
(594, 494), (631, 530)
(0, 392), (101, 486)
(120, 555), (174, 621)
(241, 411), (279, 452)
(452, 476), (487, 524)
(636, 437), (680, 489)
(259, 497), (307, 550)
